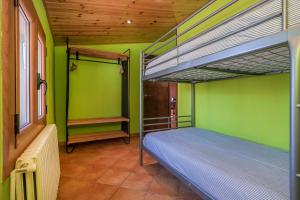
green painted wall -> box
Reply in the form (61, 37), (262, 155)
(178, 75), (290, 151)
(0, 0), (55, 198)
(55, 44), (149, 142)
(178, 83), (192, 127)
(195, 74), (290, 151)
(177, 0), (290, 151)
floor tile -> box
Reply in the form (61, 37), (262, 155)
(112, 158), (139, 171)
(121, 172), (153, 191)
(159, 167), (173, 176)
(57, 177), (92, 200)
(84, 183), (118, 200)
(60, 163), (86, 178)
(62, 152), (100, 165)
(144, 153), (158, 164)
(134, 163), (161, 176)
(110, 188), (146, 200)
(77, 164), (108, 182)
(97, 169), (130, 186)
(99, 147), (131, 158)
(94, 156), (119, 167)
(58, 137), (201, 200)
(175, 195), (203, 200)
(124, 148), (140, 158)
(145, 193), (177, 200)
(178, 182), (195, 195)
(148, 174), (180, 196)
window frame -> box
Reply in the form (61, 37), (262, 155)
(2, 0), (47, 179)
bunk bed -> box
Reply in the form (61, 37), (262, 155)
(65, 43), (131, 152)
(139, 0), (300, 199)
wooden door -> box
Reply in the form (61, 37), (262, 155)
(144, 81), (177, 131)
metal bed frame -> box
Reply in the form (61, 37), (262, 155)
(139, 0), (300, 199)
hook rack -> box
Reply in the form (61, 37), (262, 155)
(65, 43), (131, 153)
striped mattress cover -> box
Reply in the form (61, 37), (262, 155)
(143, 128), (289, 200)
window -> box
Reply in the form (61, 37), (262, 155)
(19, 8), (31, 128)
(15, 1), (47, 136)
(37, 34), (46, 121)
(2, 0), (49, 178)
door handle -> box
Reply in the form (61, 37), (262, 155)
(37, 73), (47, 95)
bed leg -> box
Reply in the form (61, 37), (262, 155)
(139, 51), (144, 166)
(66, 144), (75, 153)
(191, 82), (195, 127)
(139, 144), (144, 166)
(289, 36), (300, 200)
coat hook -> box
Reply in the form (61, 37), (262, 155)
(70, 62), (77, 71)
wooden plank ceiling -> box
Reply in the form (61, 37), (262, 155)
(43, 0), (210, 45)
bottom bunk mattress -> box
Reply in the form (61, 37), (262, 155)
(143, 128), (289, 200)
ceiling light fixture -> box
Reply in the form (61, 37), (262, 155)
(127, 19), (132, 24)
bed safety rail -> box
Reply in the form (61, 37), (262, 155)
(143, 115), (192, 133)
(141, 0), (291, 81)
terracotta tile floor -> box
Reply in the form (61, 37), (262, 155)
(58, 137), (202, 200)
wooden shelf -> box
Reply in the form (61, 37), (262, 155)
(69, 46), (128, 61)
(67, 117), (129, 127)
(67, 131), (128, 145)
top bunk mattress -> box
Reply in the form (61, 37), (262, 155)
(143, 128), (289, 200)
(144, 0), (284, 76)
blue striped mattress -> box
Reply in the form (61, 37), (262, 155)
(143, 128), (289, 200)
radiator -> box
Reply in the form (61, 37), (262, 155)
(10, 124), (60, 200)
